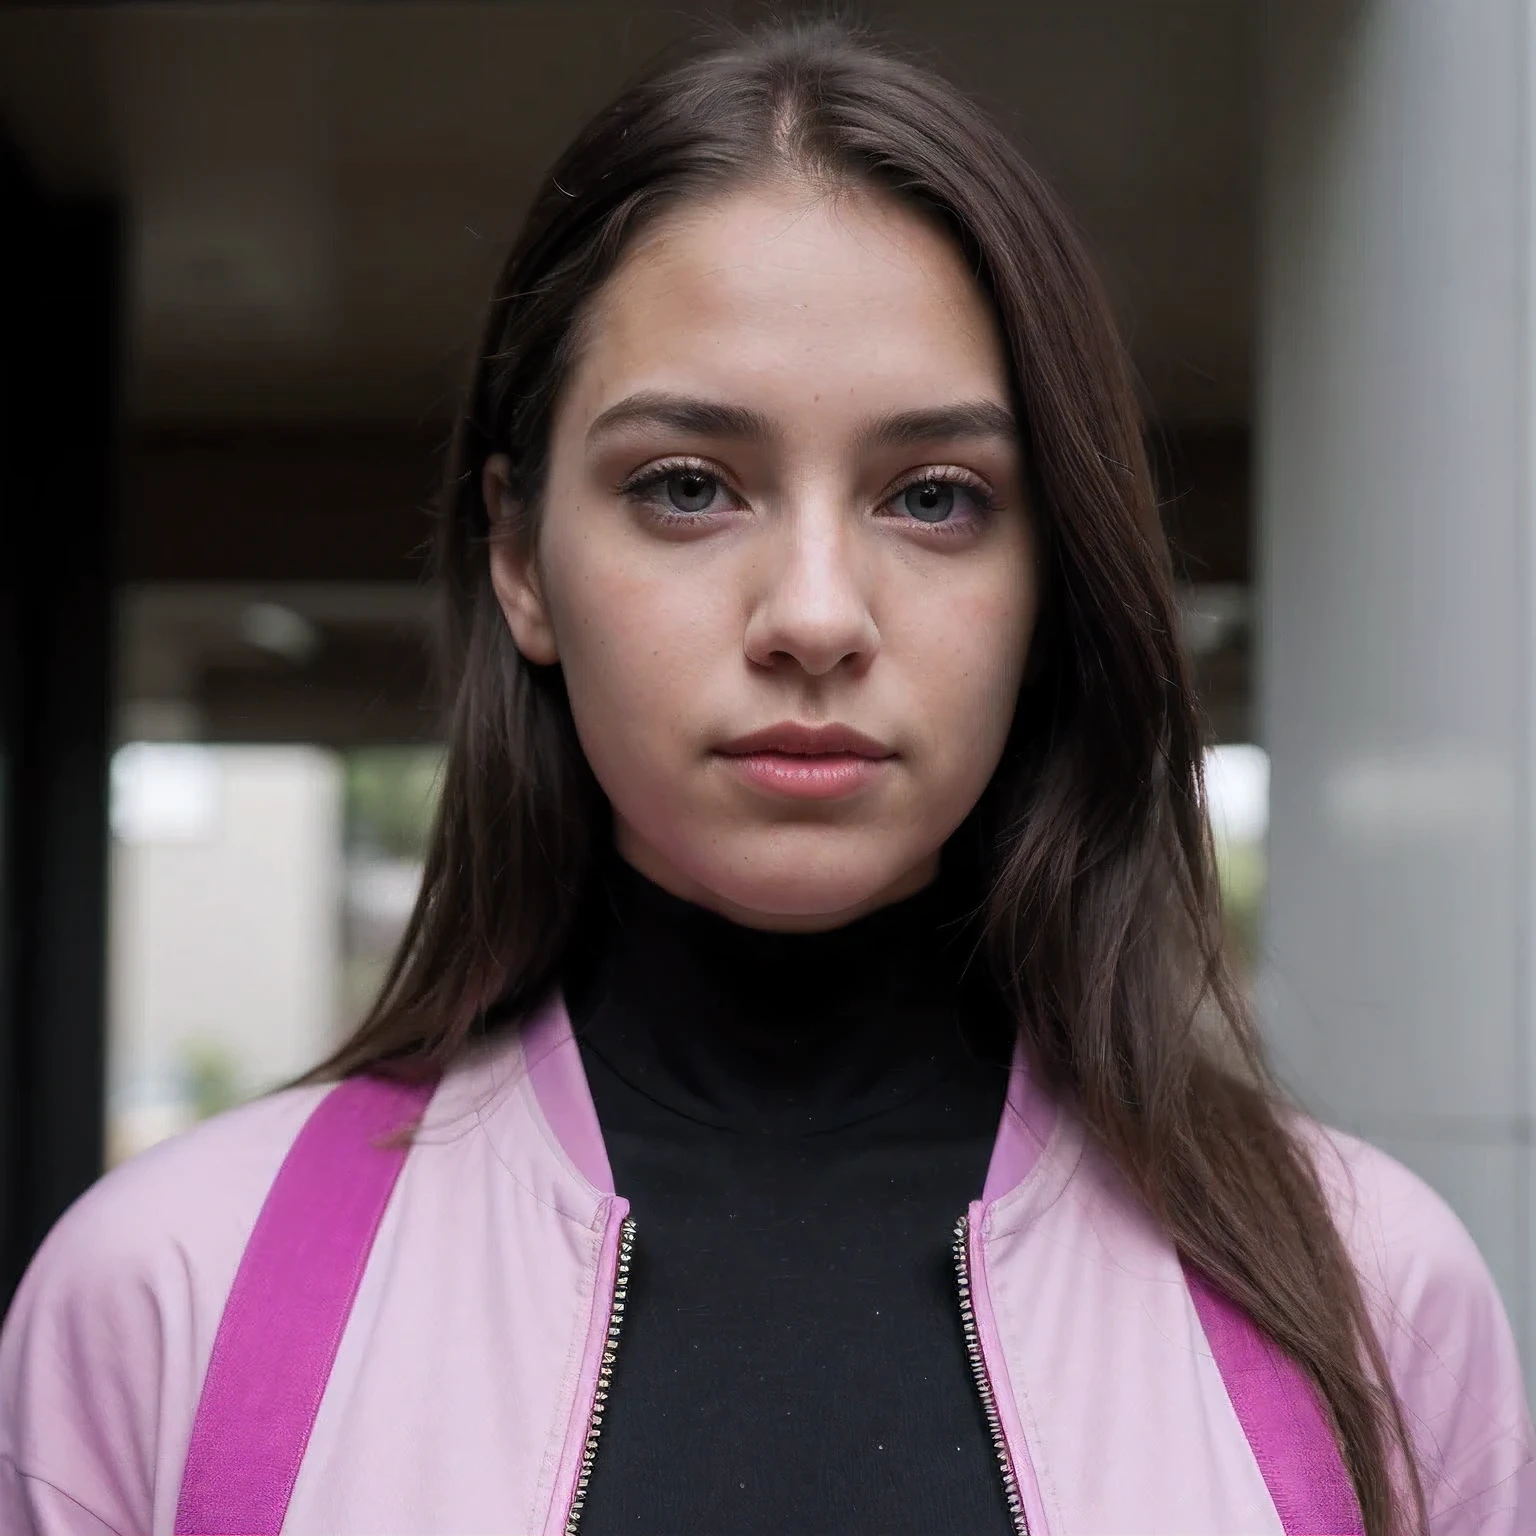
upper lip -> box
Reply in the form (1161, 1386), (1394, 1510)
(716, 722), (895, 758)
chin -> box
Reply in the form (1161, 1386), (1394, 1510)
(681, 830), (938, 932)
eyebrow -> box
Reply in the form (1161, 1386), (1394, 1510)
(857, 401), (1018, 450)
(587, 391), (775, 443)
(586, 390), (1019, 452)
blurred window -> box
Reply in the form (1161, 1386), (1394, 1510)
(106, 737), (441, 1165)
(339, 746), (445, 1034)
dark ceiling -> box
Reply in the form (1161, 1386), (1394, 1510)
(0, 0), (1258, 427)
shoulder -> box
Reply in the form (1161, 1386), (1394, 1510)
(8, 1082), (327, 1322)
(0, 1084), (330, 1532)
(1302, 1123), (1499, 1323)
(1299, 1122), (1536, 1528)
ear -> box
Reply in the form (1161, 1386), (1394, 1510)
(484, 454), (560, 666)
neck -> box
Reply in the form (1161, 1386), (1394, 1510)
(562, 853), (1011, 1136)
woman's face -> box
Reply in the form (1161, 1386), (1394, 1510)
(488, 182), (1037, 930)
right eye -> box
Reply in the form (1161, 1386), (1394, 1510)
(658, 469), (720, 514)
(620, 460), (738, 524)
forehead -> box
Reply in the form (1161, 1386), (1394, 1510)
(568, 182), (1010, 419)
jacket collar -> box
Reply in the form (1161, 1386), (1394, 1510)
(500, 989), (1061, 1211)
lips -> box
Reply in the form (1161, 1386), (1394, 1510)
(715, 722), (894, 759)
(713, 723), (894, 801)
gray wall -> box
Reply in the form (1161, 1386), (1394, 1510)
(1260, 0), (1535, 1380)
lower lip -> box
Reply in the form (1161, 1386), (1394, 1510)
(718, 751), (891, 800)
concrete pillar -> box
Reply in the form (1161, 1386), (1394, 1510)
(1259, 0), (1535, 1378)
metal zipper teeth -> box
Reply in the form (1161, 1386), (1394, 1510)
(566, 1215), (1021, 1533)
(564, 1215), (636, 1536)
(953, 1215), (1031, 1536)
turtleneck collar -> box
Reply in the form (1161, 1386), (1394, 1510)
(562, 854), (1011, 1137)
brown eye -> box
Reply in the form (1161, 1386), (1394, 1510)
(665, 470), (719, 514)
(902, 481), (955, 522)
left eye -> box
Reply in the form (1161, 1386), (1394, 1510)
(900, 480), (956, 522)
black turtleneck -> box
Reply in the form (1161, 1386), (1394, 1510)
(562, 856), (1018, 1535)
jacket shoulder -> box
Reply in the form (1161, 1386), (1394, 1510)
(0, 1084), (329, 1534)
(1302, 1122), (1536, 1529)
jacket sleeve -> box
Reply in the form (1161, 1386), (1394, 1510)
(1314, 1128), (1536, 1532)
(0, 1089), (321, 1536)
(0, 1458), (128, 1536)
(0, 1174), (173, 1536)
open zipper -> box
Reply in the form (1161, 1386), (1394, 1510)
(953, 1213), (1032, 1536)
(563, 1212), (1029, 1535)
(563, 1215), (636, 1536)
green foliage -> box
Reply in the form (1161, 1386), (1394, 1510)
(345, 746), (446, 859)
(180, 1036), (242, 1122)
(1214, 834), (1266, 975)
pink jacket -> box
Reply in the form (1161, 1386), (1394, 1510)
(2, 994), (1533, 1535)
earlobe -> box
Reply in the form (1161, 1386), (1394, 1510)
(483, 455), (560, 666)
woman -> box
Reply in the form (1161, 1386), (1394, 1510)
(2, 19), (1531, 1536)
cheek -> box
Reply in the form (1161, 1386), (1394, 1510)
(538, 528), (729, 770)
(901, 554), (1036, 768)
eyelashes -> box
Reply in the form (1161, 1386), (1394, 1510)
(618, 459), (740, 521)
(617, 456), (999, 535)
(883, 468), (1001, 527)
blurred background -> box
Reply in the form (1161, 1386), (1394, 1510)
(1, 0), (1527, 1395)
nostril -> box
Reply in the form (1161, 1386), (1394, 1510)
(743, 599), (880, 677)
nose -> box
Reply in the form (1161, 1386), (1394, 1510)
(742, 507), (880, 678)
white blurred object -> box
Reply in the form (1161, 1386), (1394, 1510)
(240, 601), (321, 663)
(1179, 584), (1250, 657)
(108, 1097), (197, 1166)
(345, 857), (424, 953)
(111, 742), (221, 843)
(1204, 743), (1269, 845)
(107, 745), (344, 1161)
(346, 858), (423, 923)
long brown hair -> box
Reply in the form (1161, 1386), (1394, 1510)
(311, 19), (1423, 1533)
